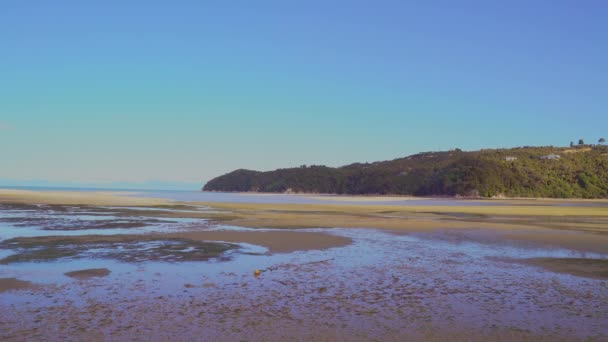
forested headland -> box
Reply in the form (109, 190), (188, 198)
(203, 144), (608, 198)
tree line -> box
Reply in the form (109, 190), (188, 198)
(203, 145), (608, 198)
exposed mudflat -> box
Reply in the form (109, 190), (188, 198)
(2, 228), (607, 341)
(522, 258), (608, 280)
(0, 191), (607, 341)
(0, 235), (238, 264)
(0, 278), (36, 293)
(65, 268), (111, 280)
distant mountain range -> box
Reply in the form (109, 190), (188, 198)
(203, 145), (608, 198)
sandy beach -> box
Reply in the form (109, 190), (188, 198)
(0, 189), (170, 206)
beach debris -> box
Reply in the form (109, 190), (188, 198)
(254, 269), (264, 278)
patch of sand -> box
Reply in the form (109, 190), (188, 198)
(520, 258), (608, 279)
(0, 189), (169, 206)
(503, 230), (608, 254)
(193, 201), (608, 217)
(0, 277), (36, 293)
(65, 268), (111, 280)
(170, 230), (352, 253)
(188, 201), (608, 254)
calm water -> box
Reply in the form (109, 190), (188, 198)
(4, 185), (608, 206)
(135, 189), (608, 207)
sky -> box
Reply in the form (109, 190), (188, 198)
(1, 0), (607, 190)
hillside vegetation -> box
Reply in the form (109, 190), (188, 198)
(203, 145), (608, 198)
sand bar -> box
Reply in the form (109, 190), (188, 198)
(2, 189), (607, 254)
(0, 277), (37, 293)
(64, 268), (111, 280)
(169, 230), (352, 253)
(0, 189), (169, 206)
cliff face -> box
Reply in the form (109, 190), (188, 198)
(203, 146), (608, 198)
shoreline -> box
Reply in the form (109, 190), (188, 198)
(3, 187), (608, 205)
(0, 188), (170, 206)
(201, 190), (608, 202)
(1, 188), (607, 340)
(2, 188), (608, 254)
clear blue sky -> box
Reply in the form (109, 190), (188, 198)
(1, 1), (607, 189)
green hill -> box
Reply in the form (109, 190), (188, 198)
(203, 145), (608, 198)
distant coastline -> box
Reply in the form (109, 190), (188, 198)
(200, 190), (608, 204)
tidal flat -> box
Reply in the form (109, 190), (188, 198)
(0, 189), (607, 341)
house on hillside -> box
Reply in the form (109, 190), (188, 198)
(505, 156), (518, 161)
(540, 154), (561, 160)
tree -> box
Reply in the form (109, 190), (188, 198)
(599, 138), (606, 144)
(578, 139), (585, 145)
(570, 141), (574, 147)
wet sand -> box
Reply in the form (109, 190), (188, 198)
(0, 278), (36, 293)
(522, 258), (608, 280)
(2, 227), (606, 341)
(1, 190), (607, 341)
(307, 194), (608, 207)
(0, 189), (170, 206)
(0, 230), (352, 262)
(65, 268), (111, 280)
(170, 230), (352, 253)
(195, 200), (608, 217)
(191, 201), (608, 254)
